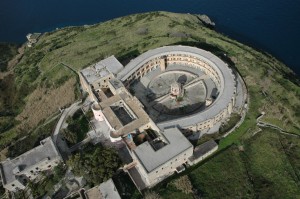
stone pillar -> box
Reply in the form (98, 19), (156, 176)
(160, 58), (166, 71)
(170, 82), (184, 99)
(205, 98), (213, 106)
(228, 101), (233, 115)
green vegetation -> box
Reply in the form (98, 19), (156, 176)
(28, 163), (67, 198)
(157, 176), (194, 199)
(40, 63), (76, 88)
(67, 144), (122, 186)
(219, 113), (241, 134)
(0, 186), (5, 198)
(189, 146), (254, 198)
(196, 113), (242, 146)
(85, 109), (94, 120)
(0, 116), (15, 134)
(0, 11), (299, 198)
(242, 130), (300, 198)
(0, 72), (18, 116)
(6, 114), (59, 158)
(62, 109), (89, 146)
(113, 172), (142, 199)
(0, 11), (299, 159)
(196, 133), (219, 146)
(0, 44), (19, 153)
(155, 129), (300, 199)
(217, 86), (266, 149)
(0, 43), (18, 71)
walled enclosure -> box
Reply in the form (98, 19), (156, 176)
(118, 46), (237, 134)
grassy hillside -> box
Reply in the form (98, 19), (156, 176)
(0, 43), (18, 72)
(155, 129), (300, 199)
(0, 11), (299, 197)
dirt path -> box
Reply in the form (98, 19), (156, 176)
(256, 112), (300, 138)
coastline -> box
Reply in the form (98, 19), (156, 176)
(2, 11), (299, 77)
(0, 11), (299, 198)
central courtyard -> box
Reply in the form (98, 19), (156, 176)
(131, 64), (218, 122)
(78, 45), (245, 190)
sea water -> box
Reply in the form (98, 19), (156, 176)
(0, 0), (299, 74)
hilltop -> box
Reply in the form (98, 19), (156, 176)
(0, 11), (299, 198)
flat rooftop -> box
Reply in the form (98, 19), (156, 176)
(80, 55), (124, 84)
(128, 167), (147, 190)
(117, 45), (236, 129)
(109, 78), (124, 91)
(99, 92), (150, 137)
(0, 137), (60, 185)
(133, 127), (193, 173)
(85, 179), (121, 199)
(189, 140), (218, 162)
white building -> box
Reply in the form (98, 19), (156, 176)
(78, 45), (244, 190)
(188, 140), (218, 166)
(129, 127), (193, 188)
(0, 137), (62, 192)
(84, 179), (121, 199)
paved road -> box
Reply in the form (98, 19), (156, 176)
(53, 101), (81, 143)
(52, 101), (82, 160)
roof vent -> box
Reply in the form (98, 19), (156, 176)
(12, 166), (20, 175)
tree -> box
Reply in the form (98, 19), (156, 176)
(61, 128), (77, 145)
(53, 163), (67, 181)
(67, 144), (122, 185)
(27, 164), (66, 198)
(62, 109), (89, 146)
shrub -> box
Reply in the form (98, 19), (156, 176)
(67, 144), (122, 186)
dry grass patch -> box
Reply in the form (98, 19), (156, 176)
(170, 175), (193, 194)
(144, 191), (162, 199)
(16, 78), (76, 130)
(0, 148), (8, 161)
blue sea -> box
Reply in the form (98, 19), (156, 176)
(0, 0), (299, 75)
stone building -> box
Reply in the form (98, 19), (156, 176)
(26, 33), (41, 47)
(188, 140), (218, 166)
(117, 46), (238, 134)
(170, 82), (184, 99)
(80, 46), (240, 136)
(78, 45), (245, 189)
(0, 137), (62, 192)
(84, 179), (121, 199)
(79, 55), (124, 102)
(129, 127), (193, 188)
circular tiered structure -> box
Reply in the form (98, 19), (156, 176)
(118, 46), (237, 133)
